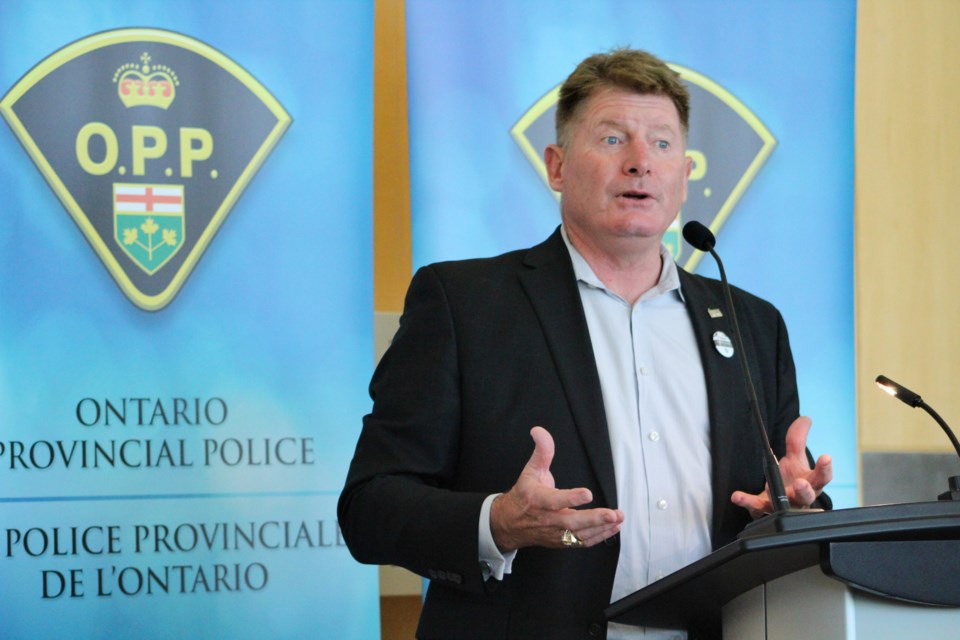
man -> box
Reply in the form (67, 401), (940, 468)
(338, 49), (832, 639)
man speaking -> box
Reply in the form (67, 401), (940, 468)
(338, 48), (832, 639)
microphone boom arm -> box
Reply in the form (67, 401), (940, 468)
(709, 247), (792, 513)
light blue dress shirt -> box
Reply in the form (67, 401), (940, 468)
(480, 228), (713, 639)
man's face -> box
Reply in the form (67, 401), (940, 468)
(545, 87), (692, 253)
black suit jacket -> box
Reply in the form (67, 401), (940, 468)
(338, 229), (827, 639)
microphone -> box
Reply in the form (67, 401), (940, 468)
(681, 220), (716, 253)
(875, 374), (960, 501)
(682, 221), (791, 514)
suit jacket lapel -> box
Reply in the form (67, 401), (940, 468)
(518, 229), (618, 509)
(678, 269), (755, 547)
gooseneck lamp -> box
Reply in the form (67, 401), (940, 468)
(875, 374), (960, 500)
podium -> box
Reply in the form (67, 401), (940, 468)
(605, 502), (960, 639)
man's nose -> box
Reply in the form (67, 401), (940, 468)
(623, 143), (650, 175)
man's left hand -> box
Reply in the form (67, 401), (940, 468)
(730, 416), (833, 518)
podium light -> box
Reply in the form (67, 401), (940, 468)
(875, 374), (960, 500)
(875, 374), (922, 407)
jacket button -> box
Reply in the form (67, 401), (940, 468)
(588, 622), (603, 637)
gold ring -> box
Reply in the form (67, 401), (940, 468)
(561, 529), (583, 548)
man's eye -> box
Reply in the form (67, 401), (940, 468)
(603, 136), (621, 145)
(656, 140), (670, 150)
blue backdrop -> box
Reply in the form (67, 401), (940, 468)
(0, 1), (377, 638)
(406, 0), (857, 509)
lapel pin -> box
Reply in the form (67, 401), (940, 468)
(708, 307), (723, 319)
(712, 331), (734, 358)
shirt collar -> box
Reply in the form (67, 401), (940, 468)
(560, 225), (686, 303)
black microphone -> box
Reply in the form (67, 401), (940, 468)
(681, 220), (716, 253)
(875, 374), (960, 501)
(682, 221), (791, 514)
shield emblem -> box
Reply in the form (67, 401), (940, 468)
(114, 183), (184, 275)
(1, 29), (291, 310)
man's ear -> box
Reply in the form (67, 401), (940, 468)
(544, 144), (564, 193)
(680, 152), (693, 202)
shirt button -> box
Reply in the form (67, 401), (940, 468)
(649, 431), (660, 442)
(657, 498), (668, 510)
(639, 366), (649, 376)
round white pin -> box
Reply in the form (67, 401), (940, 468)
(712, 331), (734, 358)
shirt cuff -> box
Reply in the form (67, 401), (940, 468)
(478, 493), (516, 581)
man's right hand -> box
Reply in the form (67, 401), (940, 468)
(490, 426), (624, 552)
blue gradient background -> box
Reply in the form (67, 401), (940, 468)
(0, 1), (377, 637)
(407, 0), (857, 509)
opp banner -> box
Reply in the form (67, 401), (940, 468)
(406, 0), (857, 508)
(0, 2), (376, 638)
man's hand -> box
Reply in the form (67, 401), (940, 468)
(731, 416), (833, 519)
(490, 427), (624, 552)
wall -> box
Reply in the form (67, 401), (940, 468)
(856, 0), (960, 504)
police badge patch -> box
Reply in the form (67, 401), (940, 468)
(511, 63), (775, 272)
(0, 29), (291, 310)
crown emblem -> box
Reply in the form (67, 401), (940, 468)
(113, 52), (179, 109)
